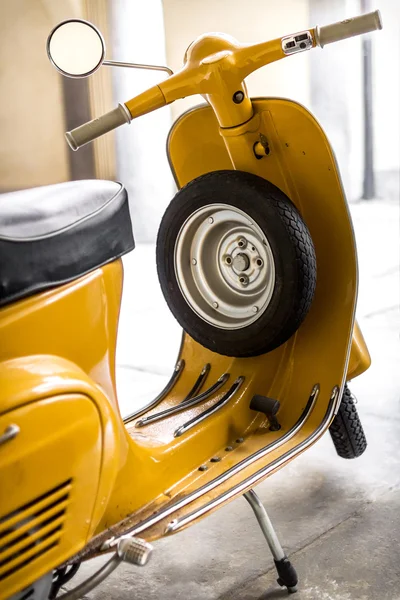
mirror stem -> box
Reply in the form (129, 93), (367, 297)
(103, 60), (173, 76)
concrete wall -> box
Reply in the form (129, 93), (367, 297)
(309, 0), (353, 195)
(111, 0), (173, 242)
(0, 0), (81, 192)
(310, 0), (399, 201)
(371, 0), (399, 200)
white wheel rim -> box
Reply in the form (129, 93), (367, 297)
(174, 203), (276, 330)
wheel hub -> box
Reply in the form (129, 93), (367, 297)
(174, 203), (276, 330)
(232, 252), (249, 272)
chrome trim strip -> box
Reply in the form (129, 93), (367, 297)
(166, 385), (337, 534)
(136, 371), (228, 429)
(331, 385), (341, 416)
(118, 102), (133, 123)
(174, 377), (245, 438)
(0, 424), (20, 446)
(103, 384), (319, 550)
(123, 360), (185, 424)
(180, 363), (211, 403)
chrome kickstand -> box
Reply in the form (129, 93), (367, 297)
(244, 489), (298, 594)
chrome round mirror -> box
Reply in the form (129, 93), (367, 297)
(47, 19), (105, 78)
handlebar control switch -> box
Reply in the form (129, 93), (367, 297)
(281, 31), (313, 55)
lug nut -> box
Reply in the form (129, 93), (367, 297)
(237, 238), (247, 248)
(192, 258), (197, 265)
(213, 301), (219, 308)
(239, 275), (249, 286)
(225, 255), (232, 265)
(255, 258), (263, 267)
(252, 306), (259, 313)
(208, 217), (214, 224)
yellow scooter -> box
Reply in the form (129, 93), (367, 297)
(0, 10), (382, 600)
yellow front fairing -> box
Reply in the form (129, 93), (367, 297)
(167, 99), (370, 386)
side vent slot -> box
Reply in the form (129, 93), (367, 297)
(0, 479), (72, 583)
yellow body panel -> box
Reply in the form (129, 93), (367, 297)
(0, 379), (101, 597)
(347, 320), (371, 379)
(167, 101), (370, 383)
(0, 267), (125, 595)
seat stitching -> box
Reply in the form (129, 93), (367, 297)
(0, 182), (124, 242)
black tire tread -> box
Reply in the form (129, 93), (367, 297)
(266, 196), (316, 350)
(329, 385), (367, 459)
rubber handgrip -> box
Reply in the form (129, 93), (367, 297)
(65, 103), (131, 151)
(316, 10), (382, 48)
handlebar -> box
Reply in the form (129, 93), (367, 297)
(65, 10), (382, 151)
(315, 10), (382, 48)
(65, 104), (131, 150)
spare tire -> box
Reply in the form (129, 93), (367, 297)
(156, 170), (316, 357)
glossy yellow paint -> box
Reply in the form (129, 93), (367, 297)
(124, 30), (316, 128)
(167, 101), (370, 383)
(83, 95), (368, 544)
(0, 24), (372, 594)
(348, 321), (371, 380)
(0, 265), (125, 593)
(0, 368), (101, 597)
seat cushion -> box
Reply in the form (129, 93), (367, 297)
(0, 180), (134, 307)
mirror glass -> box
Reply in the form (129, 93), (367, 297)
(47, 19), (105, 78)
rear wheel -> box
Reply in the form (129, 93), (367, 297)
(329, 385), (367, 459)
(156, 170), (316, 357)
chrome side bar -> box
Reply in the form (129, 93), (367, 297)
(136, 371), (228, 429)
(102, 384), (322, 550)
(165, 387), (338, 534)
(174, 377), (245, 438)
(123, 360), (185, 424)
(180, 363), (211, 403)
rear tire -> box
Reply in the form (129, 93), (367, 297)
(329, 385), (367, 459)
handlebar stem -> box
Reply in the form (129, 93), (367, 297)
(156, 33), (300, 128)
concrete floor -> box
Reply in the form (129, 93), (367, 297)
(66, 200), (400, 600)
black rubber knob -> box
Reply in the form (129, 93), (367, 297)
(250, 395), (280, 416)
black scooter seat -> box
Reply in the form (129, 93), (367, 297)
(0, 180), (134, 308)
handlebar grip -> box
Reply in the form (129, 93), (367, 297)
(316, 10), (382, 48)
(65, 103), (131, 151)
